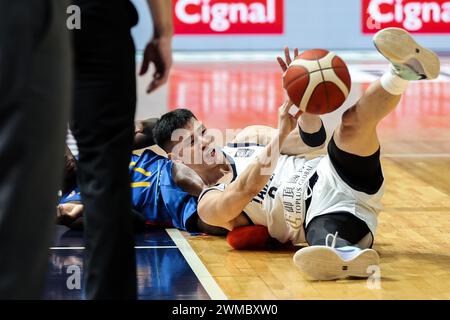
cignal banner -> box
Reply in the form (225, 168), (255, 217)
(173, 0), (284, 34)
(362, 0), (450, 33)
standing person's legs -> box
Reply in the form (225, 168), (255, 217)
(71, 0), (138, 299)
(0, 0), (71, 298)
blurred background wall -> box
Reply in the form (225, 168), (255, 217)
(130, 0), (450, 52)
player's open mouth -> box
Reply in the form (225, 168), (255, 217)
(210, 148), (216, 158)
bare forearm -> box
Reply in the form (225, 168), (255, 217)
(147, 0), (174, 38)
(233, 133), (286, 198)
(298, 113), (322, 133)
(281, 114), (325, 155)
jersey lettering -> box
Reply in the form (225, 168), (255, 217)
(268, 186), (278, 199)
(252, 174), (274, 204)
(235, 148), (255, 158)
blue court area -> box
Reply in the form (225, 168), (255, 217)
(44, 226), (210, 300)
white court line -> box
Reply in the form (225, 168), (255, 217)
(50, 246), (178, 250)
(166, 228), (228, 300)
(135, 246), (178, 249)
(381, 153), (450, 158)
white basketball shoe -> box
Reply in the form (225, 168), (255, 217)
(373, 27), (440, 80)
(293, 232), (380, 280)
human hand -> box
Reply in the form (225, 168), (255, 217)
(276, 46), (299, 72)
(277, 99), (298, 140)
(139, 36), (173, 93)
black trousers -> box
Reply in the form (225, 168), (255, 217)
(71, 0), (138, 299)
(0, 0), (71, 298)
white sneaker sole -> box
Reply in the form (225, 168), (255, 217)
(293, 246), (380, 280)
(373, 27), (440, 79)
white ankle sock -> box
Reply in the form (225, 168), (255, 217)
(380, 70), (409, 95)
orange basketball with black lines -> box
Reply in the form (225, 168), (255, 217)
(283, 49), (351, 116)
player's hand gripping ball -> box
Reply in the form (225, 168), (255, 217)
(283, 49), (351, 117)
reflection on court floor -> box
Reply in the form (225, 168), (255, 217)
(44, 226), (210, 300)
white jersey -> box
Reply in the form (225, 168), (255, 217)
(200, 143), (322, 245)
(199, 143), (384, 248)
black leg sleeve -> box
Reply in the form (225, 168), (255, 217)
(305, 212), (371, 248)
(327, 136), (384, 194)
(299, 120), (326, 147)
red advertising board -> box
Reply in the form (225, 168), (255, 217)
(362, 0), (450, 34)
(173, 0), (284, 34)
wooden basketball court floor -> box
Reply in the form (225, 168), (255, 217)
(54, 53), (450, 300)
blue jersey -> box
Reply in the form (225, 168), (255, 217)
(60, 150), (198, 231)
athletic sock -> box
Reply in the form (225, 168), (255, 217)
(380, 67), (410, 96)
(335, 246), (362, 261)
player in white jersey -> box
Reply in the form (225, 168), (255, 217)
(195, 28), (441, 280)
(218, 143), (323, 245)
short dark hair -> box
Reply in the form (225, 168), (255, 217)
(152, 108), (197, 152)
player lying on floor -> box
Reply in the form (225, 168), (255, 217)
(57, 69), (327, 232)
(194, 28), (440, 280)
(57, 103), (321, 233)
(57, 111), (227, 235)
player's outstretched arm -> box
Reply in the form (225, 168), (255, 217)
(277, 47), (326, 155)
(197, 101), (297, 229)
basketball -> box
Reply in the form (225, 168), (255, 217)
(226, 225), (269, 250)
(283, 49), (351, 116)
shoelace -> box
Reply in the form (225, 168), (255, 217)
(325, 232), (339, 248)
(305, 183), (313, 200)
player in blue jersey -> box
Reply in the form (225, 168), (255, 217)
(57, 110), (226, 235)
(58, 101), (324, 233)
